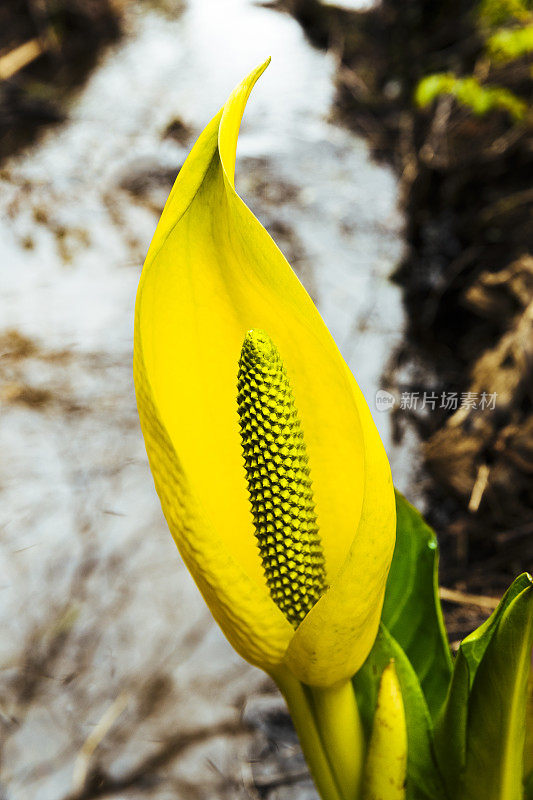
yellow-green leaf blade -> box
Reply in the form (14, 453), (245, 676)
(463, 575), (533, 800)
(382, 492), (452, 720)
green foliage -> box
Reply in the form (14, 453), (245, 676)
(487, 24), (533, 60)
(525, 672), (533, 790)
(525, 770), (533, 800)
(463, 575), (533, 799)
(458, 572), (531, 685)
(371, 491), (533, 800)
(415, 73), (527, 120)
(434, 574), (531, 797)
(415, 0), (531, 123)
(354, 625), (447, 800)
(433, 573), (533, 799)
(382, 492), (452, 721)
(478, 0), (532, 26)
(354, 493), (452, 798)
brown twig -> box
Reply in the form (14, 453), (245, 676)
(439, 586), (500, 611)
(0, 39), (43, 81)
(60, 720), (246, 800)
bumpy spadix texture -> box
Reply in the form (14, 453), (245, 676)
(237, 330), (326, 627)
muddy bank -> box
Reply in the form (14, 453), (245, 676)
(0, 0), (123, 160)
(284, 0), (532, 626)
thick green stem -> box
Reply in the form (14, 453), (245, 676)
(272, 667), (344, 800)
(310, 679), (365, 800)
(272, 667), (365, 800)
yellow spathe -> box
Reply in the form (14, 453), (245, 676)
(133, 59), (396, 687)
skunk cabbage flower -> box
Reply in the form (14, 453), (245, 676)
(133, 59), (395, 689)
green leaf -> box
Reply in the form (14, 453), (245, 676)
(525, 770), (533, 800)
(414, 72), (527, 121)
(354, 624), (448, 800)
(524, 669), (533, 795)
(462, 575), (533, 800)
(415, 73), (456, 107)
(382, 492), (452, 720)
(487, 25), (533, 63)
(435, 573), (533, 800)
(461, 572), (531, 684)
(433, 647), (470, 798)
(435, 574), (531, 797)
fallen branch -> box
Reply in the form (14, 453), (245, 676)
(60, 719), (245, 800)
(439, 586), (500, 611)
(0, 39), (44, 81)
(72, 692), (130, 795)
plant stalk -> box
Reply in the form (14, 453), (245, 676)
(273, 666), (365, 800)
(310, 678), (365, 800)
